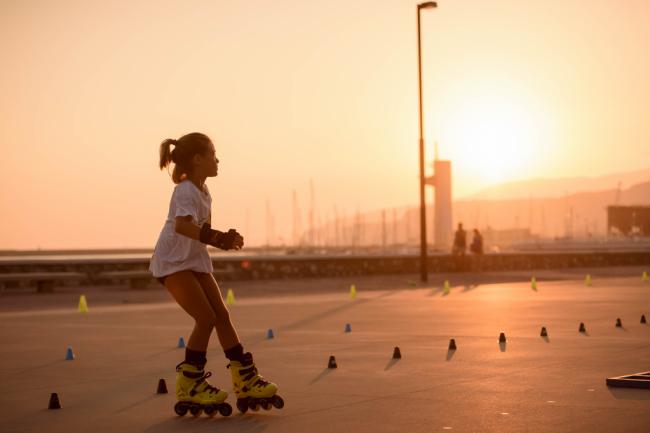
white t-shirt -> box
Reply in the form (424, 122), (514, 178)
(149, 179), (214, 278)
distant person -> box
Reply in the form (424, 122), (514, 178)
(470, 228), (484, 271)
(452, 223), (467, 271)
(452, 223), (467, 257)
(470, 229), (484, 255)
(149, 132), (283, 416)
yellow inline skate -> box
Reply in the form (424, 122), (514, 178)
(227, 352), (284, 413)
(174, 361), (232, 417)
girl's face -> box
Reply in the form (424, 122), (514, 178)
(195, 142), (219, 178)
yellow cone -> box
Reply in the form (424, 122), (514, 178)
(531, 277), (537, 291)
(585, 274), (592, 286)
(643, 271), (648, 282)
(225, 288), (236, 305)
(78, 294), (88, 313)
(349, 284), (357, 300)
(443, 280), (450, 295)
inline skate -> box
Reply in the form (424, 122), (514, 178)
(174, 361), (232, 417)
(227, 352), (284, 413)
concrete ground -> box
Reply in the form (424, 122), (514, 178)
(0, 266), (649, 433)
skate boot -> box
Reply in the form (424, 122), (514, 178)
(174, 361), (232, 417)
(227, 352), (284, 413)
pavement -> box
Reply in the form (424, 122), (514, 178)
(0, 266), (649, 433)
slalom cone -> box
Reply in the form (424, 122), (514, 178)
(65, 346), (75, 361)
(531, 277), (537, 291)
(156, 379), (168, 394)
(540, 327), (548, 337)
(499, 332), (507, 343)
(77, 295), (88, 313)
(585, 274), (592, 287)
(443, 280), (450, 295)
(392, 347), (402, 359)
(344, 323), (352, 333)
(267, 329), (274, 339)
(642, 271), (648, 282)
(48, 393), (61, 409)
(448, 339), (457, 350)
(328, 355), (337, 369)
(579, 322), (586, 333)
(641, 314), (646, 324)
(177, 336), (185, 348)
(615, 318), (622, 328)
(349, 284), (357, 300)
(225, 288), (236, 305)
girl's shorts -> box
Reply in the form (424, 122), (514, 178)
(157, 271), (209, 286)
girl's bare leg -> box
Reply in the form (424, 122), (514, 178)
(194, 272), (241, 350)
(163, 270), (218, 351)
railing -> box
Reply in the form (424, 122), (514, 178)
(0, 250), (648, 292)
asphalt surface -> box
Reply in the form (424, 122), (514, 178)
(0, 267), (649, 432)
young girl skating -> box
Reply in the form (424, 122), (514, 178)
(149, 132), (283, 417)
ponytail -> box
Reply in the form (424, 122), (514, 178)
(159, 138), (176, 170)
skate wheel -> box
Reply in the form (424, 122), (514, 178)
(272, 395), (284, 409)
(237, 399), (249, 414)
(219, 403), (233, 417)
(261, 400), (271, 411)
(174, 402), (188, 416)
(249, 400), (260, 411)
(204, 405), (216, 416)
(189, 405), (202, 417)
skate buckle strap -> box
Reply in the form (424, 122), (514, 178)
(190, 371), (222, 396)
(240, 366), (270, 388)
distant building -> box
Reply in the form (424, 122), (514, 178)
(607, 205), (650, 237)
(483, 227), (539, 250)
(426, 159), (453, 248)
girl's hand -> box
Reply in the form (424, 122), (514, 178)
(200, 223), (243, 250)
(232, 232), (244, 249)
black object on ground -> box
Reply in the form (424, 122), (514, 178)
(606, 371), (650, 389)
(156, 378), (168, 394)
(48, 393), (61, 409)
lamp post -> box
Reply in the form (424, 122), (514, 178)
(417, 1), (437, 283)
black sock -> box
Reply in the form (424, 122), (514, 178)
(185, 348), (207, 369)
(224, 343), (245, 362)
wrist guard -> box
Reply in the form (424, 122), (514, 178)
(199, 223), (238, 250)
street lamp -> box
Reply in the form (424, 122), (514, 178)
(417, 1), (437, 283)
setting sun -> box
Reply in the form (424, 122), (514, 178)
(433, 80), (555, 190)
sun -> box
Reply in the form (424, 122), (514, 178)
(434, 85), (552, 192)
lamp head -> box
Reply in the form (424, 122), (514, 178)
(418, 2), (438, 8)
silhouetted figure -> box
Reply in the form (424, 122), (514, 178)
(470, 229), (483, 255)
(452, 223), (466, 257)
(470, 228), (484, 271)
(452, 223), (466, 271)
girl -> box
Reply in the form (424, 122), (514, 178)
(149, 132), (283, 416)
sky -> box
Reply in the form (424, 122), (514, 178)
(1, 0), (649, 249)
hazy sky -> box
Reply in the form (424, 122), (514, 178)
(1, 0), (649, 249)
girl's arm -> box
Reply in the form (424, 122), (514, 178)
(174, 215), (201, 240)
(175, 215), (244, 249)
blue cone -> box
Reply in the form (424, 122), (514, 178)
(177, 337), (185, 348)
(267, 329), (274, 339)
(345, 323), (352, 333)
(65, 346), (75, 360)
